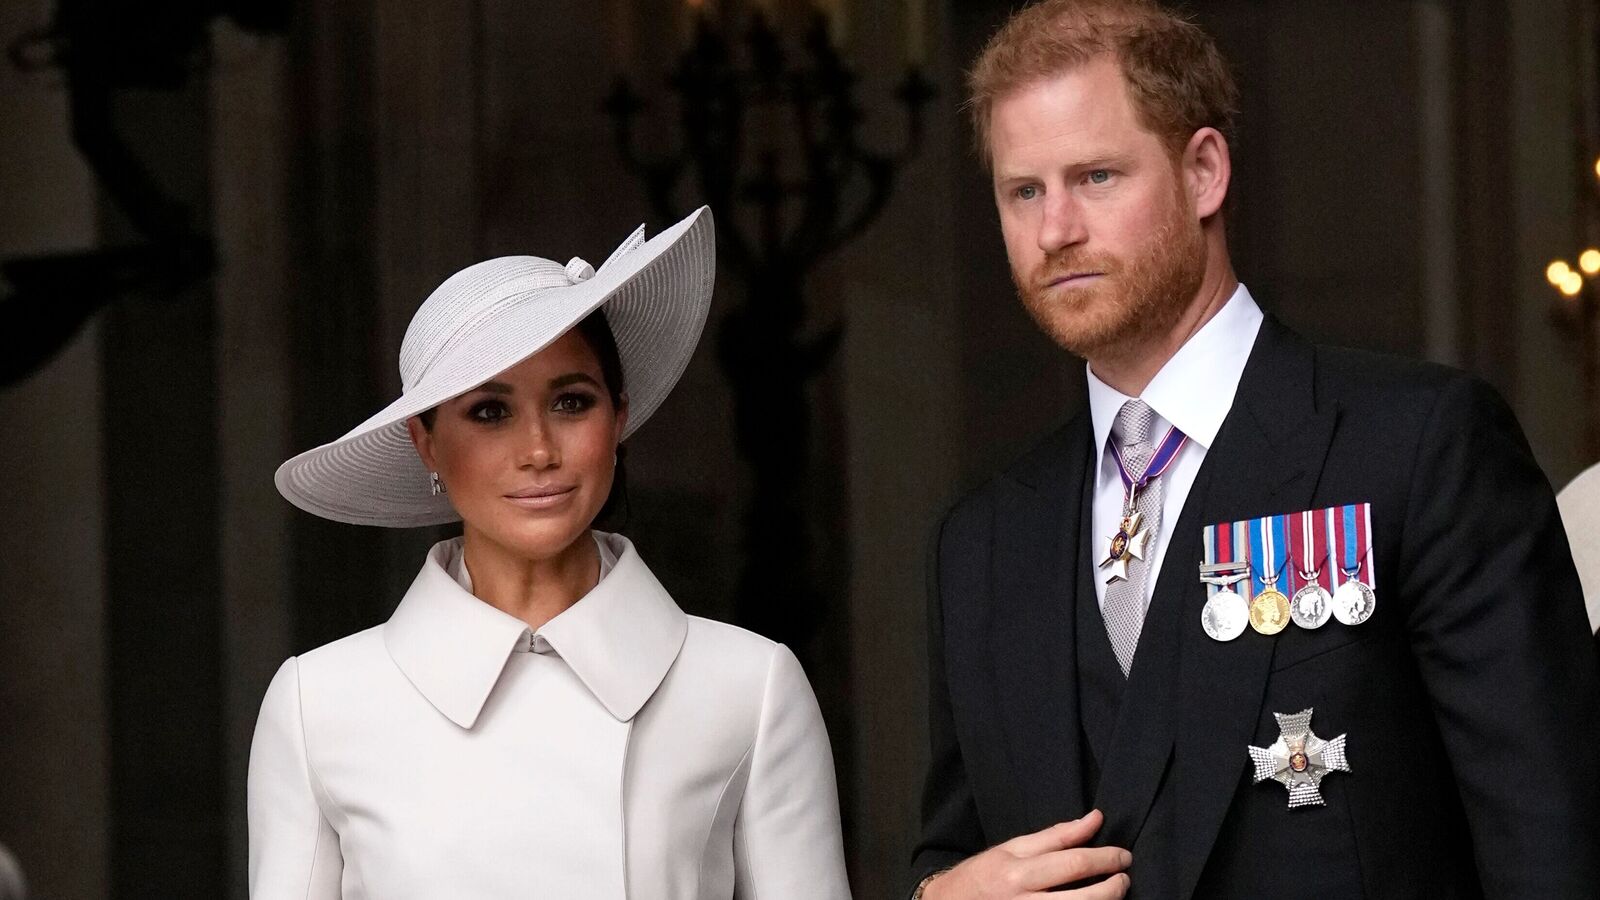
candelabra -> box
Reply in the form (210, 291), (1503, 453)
(605, 9), (934, 652)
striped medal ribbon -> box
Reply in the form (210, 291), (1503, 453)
(1289, 508), (1333, 629)
(1331, 504), (1377, 625)
(1200, 518), (1251, 641)
(1248, 514), (1292, 635)
(1100, 424), (1189, 579)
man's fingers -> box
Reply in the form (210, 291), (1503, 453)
(1002, 809), (1104, 857)
(1062, 871), (1130, 899)
(1023, 846), (1132, 890)
(1020, 871), (1131, 900)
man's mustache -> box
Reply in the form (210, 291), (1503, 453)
(1031, 253), (1121, 291)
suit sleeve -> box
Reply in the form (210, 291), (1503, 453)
(733, 644), (851, 899)
(1401, 375), (1600, 896)
(248, 658), (343, 899)
(909, 513), (986, 894)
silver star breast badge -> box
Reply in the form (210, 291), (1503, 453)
(1247, 708), (1350, 808)
(1099, 511), (1151, 583)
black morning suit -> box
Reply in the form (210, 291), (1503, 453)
(911, 316), (1600, 898)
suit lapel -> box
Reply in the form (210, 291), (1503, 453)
(1090, 455), (1214, 851)
(1172, 317), (1341, 898)
(989, 416), (1093, 828)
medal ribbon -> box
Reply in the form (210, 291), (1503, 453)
(1108, 424), (1188, 511)
(1288, 508), (1328, 589)
(1202, 524), (1216, 596)
(1324, 505), (1339, 586)
(1201, 521), (1249, 597)
(1249, 514), (1290, 596)
(1200, 517), (1257, 599)
(1234, 518), (1253, 600)
(1335, 503), (1373, 585)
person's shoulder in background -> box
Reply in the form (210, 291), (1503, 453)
(1556, 462), (1600, 638)
(0, 840), (28, 900)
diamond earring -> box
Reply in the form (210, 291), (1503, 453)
(429, 472), (446, 496)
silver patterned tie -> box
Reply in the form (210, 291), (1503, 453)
(1103, 399), (1161, 676)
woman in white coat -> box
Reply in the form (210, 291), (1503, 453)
(250, 208), (851, 899)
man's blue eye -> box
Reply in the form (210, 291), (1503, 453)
(1017, 185), (1039, 201)
(1087, 170), (1111, 185)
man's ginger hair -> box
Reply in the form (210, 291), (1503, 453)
(967, 0), (1239, 168)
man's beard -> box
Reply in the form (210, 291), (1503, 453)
(1013, 195), (1207, 362)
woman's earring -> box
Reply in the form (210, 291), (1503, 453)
(429, 472), (447, 496)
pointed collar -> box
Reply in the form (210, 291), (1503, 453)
(383, 531), (688, 729)
(1087, 283), (1263, 467)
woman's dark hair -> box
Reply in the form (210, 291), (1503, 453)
(577, 311), (630, 530)
(418, 309), (630, 528)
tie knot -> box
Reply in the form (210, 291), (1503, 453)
(1114, 399), (1155, 448)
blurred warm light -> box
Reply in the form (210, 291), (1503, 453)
(1550, 260), (1574, 286)
(1594, 156), (1600, 179)
(1582, 250), (1600, 275)
(1561, 271), (1585, 297)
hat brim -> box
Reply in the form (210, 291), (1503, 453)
(274, 207), (716, 527)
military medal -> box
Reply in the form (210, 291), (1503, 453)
(1291, 581), (1332, 630)
(1201, 571), (1251, 641)
(1333, 577), (1375, 626)
(1331, 503), (1377, 626)
(1289, 509), (1332, 629)
(1199, 520), (1251, 641)
(1249, 588), (1290, 635)
(1100, 510), (1150, 583)
(1100, 424), (1188, 583)
(1248, 708), (1351, 808)
(1248, 515), (1290, 635)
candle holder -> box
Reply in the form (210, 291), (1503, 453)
(604, 9), (934, 652)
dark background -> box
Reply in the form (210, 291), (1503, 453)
(2, 1), (1596, 898)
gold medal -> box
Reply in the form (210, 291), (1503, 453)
(1247, 514), (1291, 635)
(1249, 589), (1290, 635)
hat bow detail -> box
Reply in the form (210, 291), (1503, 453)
(564, 257), (596, 283)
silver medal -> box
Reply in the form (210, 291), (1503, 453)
(1290, 584), (1333, 629)
(1332, 579), (1375, 625)
(1248, 707), (1351, 808)
(1201, 589), (1250, 641)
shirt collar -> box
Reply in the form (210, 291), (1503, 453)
(1087, 283), (1263, 466)
(383, 532), (688, 729)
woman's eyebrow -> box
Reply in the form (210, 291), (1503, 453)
(549, 373), (602, 390)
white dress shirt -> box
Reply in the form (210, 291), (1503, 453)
(248, 531), (850, 899)
(1089, 284), (1264, 612)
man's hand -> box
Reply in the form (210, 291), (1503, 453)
(922, 810), (1131, 900)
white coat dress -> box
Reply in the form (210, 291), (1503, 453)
(247, 532), (851, 899)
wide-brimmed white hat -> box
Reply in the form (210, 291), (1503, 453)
(275, 206), (715, 527)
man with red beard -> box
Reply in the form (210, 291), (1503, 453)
(910, 2), (1600, 899)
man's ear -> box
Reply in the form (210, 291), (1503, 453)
(1184, 127), (1232, 220)
(406, 416), (437, 471)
